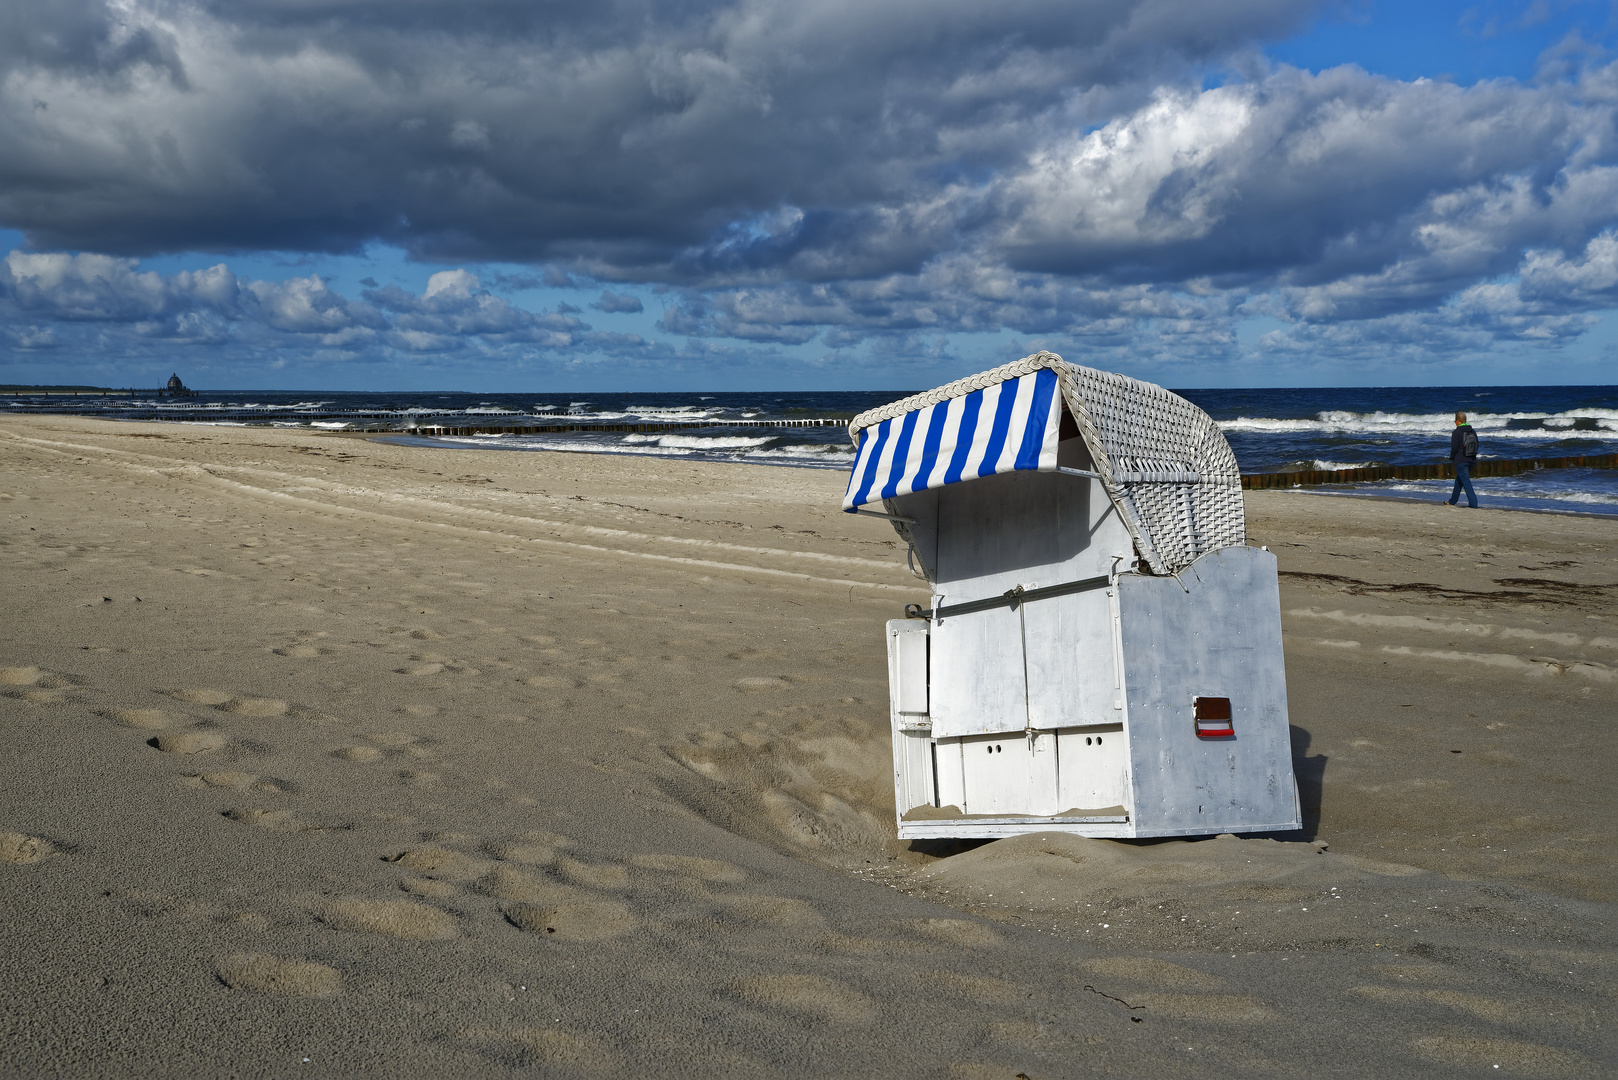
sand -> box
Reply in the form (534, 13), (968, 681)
(0, 413), (1613, 1077)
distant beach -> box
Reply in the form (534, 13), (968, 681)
(7, 383), (1618, 516)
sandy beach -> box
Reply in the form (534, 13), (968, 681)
(1, 413), (1613, 1078)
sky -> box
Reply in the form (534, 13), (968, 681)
(3, 0), (1618, 391)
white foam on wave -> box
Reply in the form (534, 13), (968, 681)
(748, 444), (855, 458)
(1544, 489), (1618, 505)
(1312, 471), (1618, 517)
(425, 432), (850, 469)
(1221, 408), (1618, 439)
(622, 433), (773, 450)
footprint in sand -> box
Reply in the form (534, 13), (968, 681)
(554, 856), (629, 890)
(502, 899), (637, 941)
(0, 832), (53, 864)
(401, 878), (459, 900)
(458, 1028), (617, 1071)
(389, 846), (489, 880)
(1, 668), (76, 700)
(215, 953), (341, 997)
(409, 629), (443, 641)
(273, 645), (323, 659)
(222, 808), (323, 832)
(152, 728), (229, 755)
(714, 895), (823, 927)
(483, 832), (569, 865)
(319, 897), (458, 940)
(108, 708), (182, 731)
(475, 866), (576, 902)
(332, 745), (383, 762)
(398, 662), (444, 676)
(726, 974), (875, 1023)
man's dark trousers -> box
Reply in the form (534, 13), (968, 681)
(1448, 463), (1477, 508)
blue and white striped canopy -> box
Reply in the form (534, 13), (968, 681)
(843, 367), (1062, 512)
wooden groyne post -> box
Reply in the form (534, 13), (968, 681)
(1241, 452), (1618, 489)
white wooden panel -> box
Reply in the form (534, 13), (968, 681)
(1022, 587), (1122, 730)
(899, 819), (1135, 841)
(1056, 725), (1127, 810)
(1116, 545), (1300, 836)
(886, 620), (936, 816)
(893, 468), (1134, 740)
(959, 731), (1059, 816)
(893, 731), (935, 814)
(934, 739), (966, 810)
(928, 603), (1027, 737)
(892, 625), (929, 715)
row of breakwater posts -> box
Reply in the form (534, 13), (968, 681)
(406, 418), (843, 436)
(1240, 451), (1618, 489)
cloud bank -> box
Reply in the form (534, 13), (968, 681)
(2, 0), (1617, 382)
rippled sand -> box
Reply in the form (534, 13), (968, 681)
(1, 414), (1613, 1077)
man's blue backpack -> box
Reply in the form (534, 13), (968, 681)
(1462, 426), (1478, 458)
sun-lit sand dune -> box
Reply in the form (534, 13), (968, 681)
(1, 414), (1613, 1077)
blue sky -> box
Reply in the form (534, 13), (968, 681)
(3, 1), (1617, 391)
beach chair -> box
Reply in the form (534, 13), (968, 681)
(844, 352), (1301, 839)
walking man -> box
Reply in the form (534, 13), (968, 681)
(1448, 412), (1479, 508)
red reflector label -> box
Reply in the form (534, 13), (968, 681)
(1194, 696), (1234, 738)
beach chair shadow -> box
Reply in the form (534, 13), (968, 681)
(1290, 724), (1326, 842)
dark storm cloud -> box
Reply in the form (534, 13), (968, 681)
(0, 0), (1317, 264)
(5, 0), (1618, 374)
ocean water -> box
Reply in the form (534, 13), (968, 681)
(7, 384), (1617, 516)
(1184, 385), (1618, 517)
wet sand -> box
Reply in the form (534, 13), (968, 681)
(1, 414), (1613, 1078)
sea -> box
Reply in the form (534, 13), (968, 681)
(7, 384), (1618, 517)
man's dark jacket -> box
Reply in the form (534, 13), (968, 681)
(1451, 424), (1478, 465)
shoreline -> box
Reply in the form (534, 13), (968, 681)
(1279, 484), (1618, 518)
(370, 431), (1618, 518)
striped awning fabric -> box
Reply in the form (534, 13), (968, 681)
(842, 367), (1061, 511)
